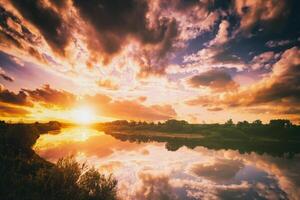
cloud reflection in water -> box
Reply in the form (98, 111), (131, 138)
(34, 127), (299, 200)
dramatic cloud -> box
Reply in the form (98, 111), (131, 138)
(208, 20), (230, 46)
(10, 0), (70, 55)
(234, 0), (287, 33)
(23, 84), (76, 108)
(0, 0), (222, 79)
(250, 51), (277, 70)
(73, 0), (179, 73)
(186, 47), (300, 118)
(188, 69), (239, 91)
(0, 84), (31, 106)
(251, 47), (300, 105)
(183, 19), (245, 71)
(0, 4), (47, 64)
(0, 5), (36, 46)
(0, 0), (299, 122)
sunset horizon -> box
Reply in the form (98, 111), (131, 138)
(1, 0), (299, 125)
(1, 1), (300, 200)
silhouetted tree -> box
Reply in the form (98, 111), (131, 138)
(269, 119), (292, 128)
(252, 120), (262, 126)
(225, 119), (234, 127)
(237, 121), (249, 128)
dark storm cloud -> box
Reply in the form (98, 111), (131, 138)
(175, 0), (199, 10)
(188, 69), (238, 91)
(0, 5), (48, 63)
(51, 0), (68, 9)
(22, 84), (76, 108)
(73, 0), (176, 49)
(0, 5), (36, 44)
(11, 0), (70, 55)
(73, 0), (179, 70)
(236, 0), (300, 52)
(0, 30), (22, 48)
(0, 85), (32, 106)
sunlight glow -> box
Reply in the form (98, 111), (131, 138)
(72, 106), (96, 124)
(33, 128), (103, 152)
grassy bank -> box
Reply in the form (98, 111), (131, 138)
(0, 121), (117, 200)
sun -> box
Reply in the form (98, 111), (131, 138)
(72, 106), (95, 125)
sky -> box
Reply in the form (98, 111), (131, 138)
(0, 0), (299, 123)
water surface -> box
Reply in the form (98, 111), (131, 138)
(34, 127), (300, 200)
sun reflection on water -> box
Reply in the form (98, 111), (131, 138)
(34, 127), (103, 150)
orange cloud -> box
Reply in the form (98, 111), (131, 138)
(0, 85), (32, 106)
(0, 103), (29, 117)
(97, 79), (119, 90)
(23, 84), (76, 108)
(85, 94), (176, 121)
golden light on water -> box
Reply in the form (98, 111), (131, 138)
(33, 127), (102, 151)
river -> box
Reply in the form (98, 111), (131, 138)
(33, 127), (300, 200)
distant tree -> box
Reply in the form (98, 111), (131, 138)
(149, 122), (155, 126)
(237, 121), (249, 128)
(225, 119), (234, 127)
(164, 120), (188, 131)
(112, 120), (128, 126)
(252, 120), (262, 126)
(269, 119), (292, 128)
(129, 121), (137, 126)
(165, 119), (188, 126)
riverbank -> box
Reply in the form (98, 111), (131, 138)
(107, 130), (204, 139)
(0, 122), (117, 200)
